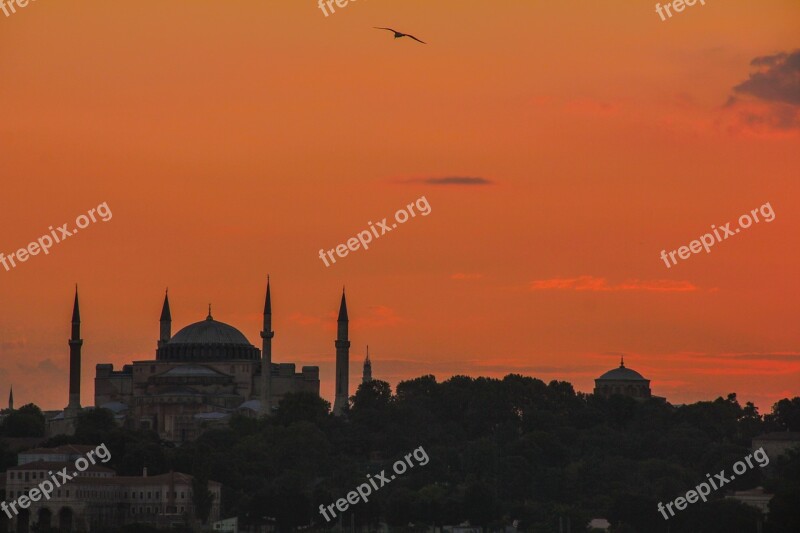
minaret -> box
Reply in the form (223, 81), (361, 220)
(333, 288), (350, 416)
(8, 386), (13, 411)
(67, 286), (83, 410)
(362, 346), (372, 384)
(159, 289), (172, 348)
(260, 276), (274, 414)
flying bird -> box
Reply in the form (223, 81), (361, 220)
(374, 27), (426, 44)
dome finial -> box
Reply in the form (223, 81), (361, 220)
(620, 355), (625, 368)
(207, 303), (213, 321)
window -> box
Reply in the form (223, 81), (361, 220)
(24, 472), (29, 481)
(133, 492), (136, 499)
(156, 491), (160, 499)
(132, 508), (136, 515)
(140, 491), (144, 499)
(181, 492), (185, 499)
(9, 472), (14, 480)
(66, 490), (69, 497)
(148, 491), (151, 499)
(57, 490), (61, 497)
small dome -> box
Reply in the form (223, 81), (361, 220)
(597, 365), (647, 381)
(169, 318), (251, 346)
(99, 401), (129, 413)
(238, 400), (262, 412)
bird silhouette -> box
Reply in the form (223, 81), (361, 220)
(374, 27), (426, 44)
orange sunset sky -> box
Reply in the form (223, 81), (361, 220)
(1, 0), (799, 413)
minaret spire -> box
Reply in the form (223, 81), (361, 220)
(264, 275), (271, 314)
(8, 386), (13, 411)
(260, 276), (275, 415)
(71, 285), (81, 335)
(337, 287), (348, 322)
(334, 288), (351, 415)
(67, 285), (83, 411)
(159, 288), (172, 348)
(362, 345), (372, 384)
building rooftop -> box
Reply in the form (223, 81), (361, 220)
(69, 471), (218, 487)
(20, 444), (97, 456)
(98, 401), (129, 413)
(160, 365), (229, 377)
(9, 461), (114, 473)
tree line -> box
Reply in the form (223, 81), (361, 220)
(2, 377), (799, 532)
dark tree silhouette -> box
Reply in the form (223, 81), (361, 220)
(0, 403), (45, 437)
(12, 379), (798, 531)
(274, 391), (330, 426)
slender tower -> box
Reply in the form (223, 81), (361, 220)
(8, 386), (13, 411)
(159, 289), (171, 348)
(362, 345), (372, 384)
(333, 288), (350, 416)
(260, 277), (274, 414)
(67, 286), (82, 410)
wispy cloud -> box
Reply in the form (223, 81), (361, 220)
(451, 273), (483, 280)
(292, 306), (405, 331)
(694, 352), (800, 362)
(352, 305), (405, 329)
(529, 276), (698, 292)
(723, 49), (800, 133)
(396, 176), (493, 186)
(733, 50), (800, 106)
(17, 358), (65, 379)
(564, 98), (620, 117)
(0, 338), (27, 351)
(287, 312), (322, 326)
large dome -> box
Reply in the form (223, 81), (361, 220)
(156, 314), (260, 362)
(169, 317), (251, 346)
(597, 365), (647, 381)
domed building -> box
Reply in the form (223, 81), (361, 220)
(593, 357), (651, 400)
(45, 279), (353, 443)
